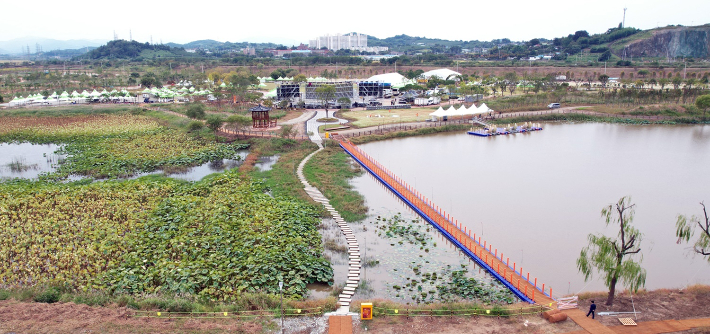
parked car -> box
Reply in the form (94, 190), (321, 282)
(369, 100), (382, 106)
(548, 103), (561, 109)
(352, 102), (367, 108)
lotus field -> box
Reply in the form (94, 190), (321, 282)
(0, 179), (180, 289)
(0, 113), (248, 179)
(0, 109), (333, 301)
(0, 173), (332, 298)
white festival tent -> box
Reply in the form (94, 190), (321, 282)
(366, 72), (415, 88)
(428, 103), (494, 118)
(477, 103), (493, 114)
(421, 68), (462, 80)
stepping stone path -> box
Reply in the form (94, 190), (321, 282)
(297, 143), (360, 313)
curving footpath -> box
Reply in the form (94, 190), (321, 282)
(296, 143), (360, 313)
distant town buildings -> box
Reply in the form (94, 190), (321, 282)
(242, 47), (255, 56)
(309, 33), (388, 53)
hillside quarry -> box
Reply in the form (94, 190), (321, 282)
(622, 25), (710, 58)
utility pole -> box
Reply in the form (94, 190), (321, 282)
(278, 281), (284, 334)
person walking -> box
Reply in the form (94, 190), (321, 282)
(586, 300), (597, 319)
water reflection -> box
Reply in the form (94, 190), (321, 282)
(0, 144), (249, 183)
(0, 143), (64, 180)
(253, 155), (280, 171)
(168, 157), (246, 181)
(355, 123), (710, 296)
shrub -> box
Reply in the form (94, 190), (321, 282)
(188, 120), (204, 131)
(206, 115), (225, 133)
(0, 290), (9, 300)
(186, 103), (206, 119)
(34, 288), (61, 303)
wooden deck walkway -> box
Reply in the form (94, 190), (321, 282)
(338, 138), (555, 307)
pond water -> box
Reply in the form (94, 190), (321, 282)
(167, 153), (248, 181)
(0, 143), (251, 182)
(253, 154), (280, 172)
(0, 143), (64, 180)
(314, 208), (514, 304)
(353, 122), (710, 297)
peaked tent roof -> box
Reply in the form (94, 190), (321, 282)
(422, 68), (461, 80)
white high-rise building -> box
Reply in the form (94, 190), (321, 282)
(309, 33), (368, 50)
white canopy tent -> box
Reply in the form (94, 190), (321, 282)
(429, 103), (494, 118)
(421, 68), (461, 80)
(366, 72), (415, 88)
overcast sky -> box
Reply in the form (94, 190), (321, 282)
(2, 0), (708, 45)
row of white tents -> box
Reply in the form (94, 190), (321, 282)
(429, 103), (494, 118)
(259, 76), (331, 83)
(141, 87), (213, 99)
(9, 89), (136, 106)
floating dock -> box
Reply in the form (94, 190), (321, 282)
(337, 137), (556, 306)
(467, 120), (543, 137)
(468, 127), (543, 137)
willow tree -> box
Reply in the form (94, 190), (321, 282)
(577, 196), (647, 306)
(675, 201), (710, 261)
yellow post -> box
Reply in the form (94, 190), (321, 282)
(361, 303), (373, 320)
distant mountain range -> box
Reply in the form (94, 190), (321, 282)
(4, 24), (709, 59)
(0, 37), (106, 55)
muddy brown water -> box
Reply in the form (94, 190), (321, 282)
(347, 122), (710, 299)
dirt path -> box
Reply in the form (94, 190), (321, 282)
(1, 286), (710, 333)
(0, 300), (265, 334)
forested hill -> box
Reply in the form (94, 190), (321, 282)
(83, 40), (188, 59)
(368, 34), (500, 51)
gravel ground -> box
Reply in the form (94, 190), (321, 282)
(270, 315), (330, 334)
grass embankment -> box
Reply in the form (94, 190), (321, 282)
(302, 146), (367, 222)
(349, 124), (470, 144)
(349, 299), (529, 317)
(490, 112), (707, 125)
(248, 138), (319, 203)
(0, 286), (337, 314)
(155, 102), (296, 121)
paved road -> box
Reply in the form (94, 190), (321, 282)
(305, 110), (348, 143)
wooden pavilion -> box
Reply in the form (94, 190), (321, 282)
(250, 105), (277, 128)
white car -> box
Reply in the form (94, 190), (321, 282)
(548, 103), (561, 109)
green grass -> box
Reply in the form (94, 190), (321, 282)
(0, 287), (338, 313)
(302, 146), (367, 222)
(248, 138), (320, 203)
(349, 124), (470, 145)
(490, 112), (710, 125)
(349, 299), (536, 317)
